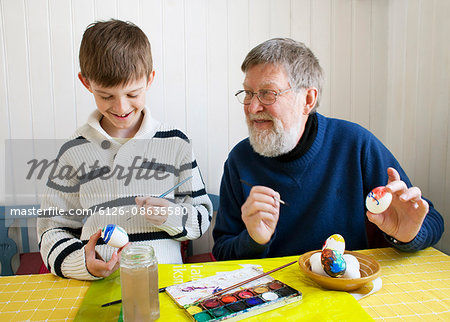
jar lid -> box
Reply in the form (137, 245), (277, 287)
(121, 245), (157, 266)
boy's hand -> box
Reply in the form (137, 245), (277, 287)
(135, 197), (171, 225)
(85, 230), (129, 278)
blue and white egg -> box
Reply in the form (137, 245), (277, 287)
(101, 224), (129, 248)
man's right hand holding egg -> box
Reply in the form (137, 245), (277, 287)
(366, 168), (429, 243)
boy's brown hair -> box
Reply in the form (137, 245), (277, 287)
(79, 19), (152, 87)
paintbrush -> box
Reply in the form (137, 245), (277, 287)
(127, 175), (193, 221)
(240, 179), (287, 205)
(192, 260), (297, 305)
(158, 175), (193, 198)
(101, 287), (167, 307)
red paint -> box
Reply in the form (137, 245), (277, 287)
(268, 281), (283, 290)
(237, 291), (254, 299)
(202, 299), (220, 309)
(371, 186), (387, 199)
(221, 295), (237, 303)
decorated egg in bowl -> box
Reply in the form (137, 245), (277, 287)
(298, 250), (381, 291)
(321, 248), (346, 277)
(322, 234), (345, 254)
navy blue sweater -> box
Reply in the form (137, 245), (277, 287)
(212, 113), (444, 260)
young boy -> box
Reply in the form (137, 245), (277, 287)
(37, 19), (212, 280)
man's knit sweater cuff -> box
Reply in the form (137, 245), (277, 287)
(384, 229), (427, 252)
(239, 231), (272, 258)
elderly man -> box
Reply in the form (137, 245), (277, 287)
(212, 38), (443, 260)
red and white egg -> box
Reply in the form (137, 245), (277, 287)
(366, 186), (392, 214)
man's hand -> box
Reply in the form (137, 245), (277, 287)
(241, 186), (280, 245)
(135, 196), (170, 225)
(85, 230), (128, 278)
(366, 167), (429, 243)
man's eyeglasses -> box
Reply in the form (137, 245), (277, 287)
(235, 88), (293, 105)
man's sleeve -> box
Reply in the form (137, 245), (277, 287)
(212, 159), (271, 260)
(363, 134), (444, 251)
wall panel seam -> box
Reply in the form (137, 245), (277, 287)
(24, 0), (35, 138)
(0, 0), (12, 138)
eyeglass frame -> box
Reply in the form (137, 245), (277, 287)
(234, 88), (294, 105)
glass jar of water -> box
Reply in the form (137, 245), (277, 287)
(121, 245), (159, 321)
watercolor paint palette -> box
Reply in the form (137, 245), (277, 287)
(165, 267), (302, 321)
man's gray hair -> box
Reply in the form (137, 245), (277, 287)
(241, 38), (324, 111)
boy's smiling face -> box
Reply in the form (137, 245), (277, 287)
(79, 72), (154, 138)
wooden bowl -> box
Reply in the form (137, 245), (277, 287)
(298, 250), (381, 291)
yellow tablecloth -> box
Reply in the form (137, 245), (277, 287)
(0, 247), (449, 321)
(0, 274), (89, 321)
(75, 256), (371, 321)
(358, 248), (450, 320)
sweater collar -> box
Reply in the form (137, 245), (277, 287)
(256, 112), (326, 170)
(275, 113), (318, 162)
(87, 106), (161, 139)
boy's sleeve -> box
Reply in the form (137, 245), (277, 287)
(37, 152), (100, 281)
(155, 145), (213, 241)
(38, 215), (100, 280)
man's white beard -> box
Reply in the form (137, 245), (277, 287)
(247, 113), (301, 157)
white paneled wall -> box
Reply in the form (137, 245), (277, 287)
(1, 0), (449, 255)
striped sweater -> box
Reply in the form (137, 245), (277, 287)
(37, 107), (212, 280)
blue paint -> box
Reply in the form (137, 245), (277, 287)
(245, 297), (263, 307)
(368, 191), (380, 205)
(102, 224), (115, 244)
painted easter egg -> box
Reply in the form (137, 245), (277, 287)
(322, 234), (345, 255)
(101, 224), (129, 248)
(312, 252), (361, 278)
(366, 186), (392, 214)
(321, 248), (346, 277)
